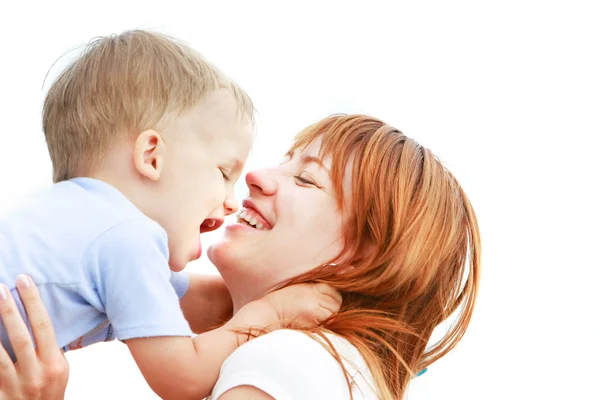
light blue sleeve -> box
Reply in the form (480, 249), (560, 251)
(170, 270), (190, 300)
(83, 218), (192, 341)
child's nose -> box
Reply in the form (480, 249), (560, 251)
(223, 195), (239, 216)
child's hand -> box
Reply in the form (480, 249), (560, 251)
(261, 283), (342, 328)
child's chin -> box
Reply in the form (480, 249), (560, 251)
(169, 254), (191, 272)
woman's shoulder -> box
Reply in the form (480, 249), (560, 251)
(311, 331), (378, 399)
(211, 329), (378, 399)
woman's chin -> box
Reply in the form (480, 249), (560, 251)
(206, 236), (240, 268)
(215, 222), (268, 248)
(206, 241), (221, 265)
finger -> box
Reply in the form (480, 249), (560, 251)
(0, 370), (19, 400)
(0, 341), (16, 380)
(319, 296), (341, 315)
(0, 352), (18, 397)
(15, 275), (59, 362)
(314, 305), (334, 325)
(0, 283), (39, 376)
(0, 304), (18, 391)
(313, 283), (343, 305)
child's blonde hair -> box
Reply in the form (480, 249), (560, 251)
(43, 30), (254, 183)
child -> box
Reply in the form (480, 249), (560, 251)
(0, 30), (340, 399)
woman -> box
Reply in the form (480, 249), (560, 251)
(1, 114), (480, 399)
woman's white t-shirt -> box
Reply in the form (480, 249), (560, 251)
(210, 329), (378, 399)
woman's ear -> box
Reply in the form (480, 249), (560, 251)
(133, 130), (164, 181)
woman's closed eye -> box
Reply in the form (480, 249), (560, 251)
(294, 172), (318, 187)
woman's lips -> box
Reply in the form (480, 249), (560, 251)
(241, 199), (273, 229)
(237, 208), (271, 230)
(225, 220), (263, 233)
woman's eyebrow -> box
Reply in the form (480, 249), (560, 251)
(301, 155), (329, 173)
(285, 150), (330, 173)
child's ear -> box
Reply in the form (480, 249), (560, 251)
(133, 130), (164, 181)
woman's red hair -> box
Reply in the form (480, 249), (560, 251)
(284, 114), (481, 399)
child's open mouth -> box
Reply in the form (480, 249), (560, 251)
(200, 218), (224, 233)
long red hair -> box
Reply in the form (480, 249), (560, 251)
(283, 114), (481, 399)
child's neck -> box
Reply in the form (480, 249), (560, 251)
(91, 164), (150, 217)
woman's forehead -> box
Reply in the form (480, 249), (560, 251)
(293, 135), (323, 155)
(289, 136), (327, 160)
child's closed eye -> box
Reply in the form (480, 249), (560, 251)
(220, 168), (231, 181)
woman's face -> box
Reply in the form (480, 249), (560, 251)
(208, 136), (351, 291)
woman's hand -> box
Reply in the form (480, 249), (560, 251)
(0, 275), (69, 399)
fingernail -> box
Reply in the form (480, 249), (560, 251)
(17, 274), (31, 289)
(0, 285), (7, 302)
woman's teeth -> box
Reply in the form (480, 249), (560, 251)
(238, 209), (268, 231)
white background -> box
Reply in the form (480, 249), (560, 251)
(1, 1), (598, 399)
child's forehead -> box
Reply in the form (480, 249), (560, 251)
(169, 107), (249, 144)
(209, 120), (254, 163)
(193, 95), (252, 135)
(198, 88), (251, 121)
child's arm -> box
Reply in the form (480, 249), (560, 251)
(87, 221), (340, 400)
(179, 273), (232, 334)
(127, 283), (341, 400)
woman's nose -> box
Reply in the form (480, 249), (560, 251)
(245, 169), (277, 196)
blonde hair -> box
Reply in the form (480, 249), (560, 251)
(284, 115), (481, 399)
(42, 30), (254, 183)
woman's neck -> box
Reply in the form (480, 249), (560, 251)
(216, 265), (274, 314)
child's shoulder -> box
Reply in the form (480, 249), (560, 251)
(2, 178), (165, 262)
(50, 178), (157, 235)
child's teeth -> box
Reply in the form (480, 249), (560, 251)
(240, 210), (247, 219)
(250, 218), (257, 226)
(256, 223), (263, 230)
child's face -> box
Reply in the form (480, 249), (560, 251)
(149, 89), (253, 271)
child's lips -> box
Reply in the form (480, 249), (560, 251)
(195, 218), (223, 260)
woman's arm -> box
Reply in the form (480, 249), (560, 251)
(0, 275), (69, 399)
